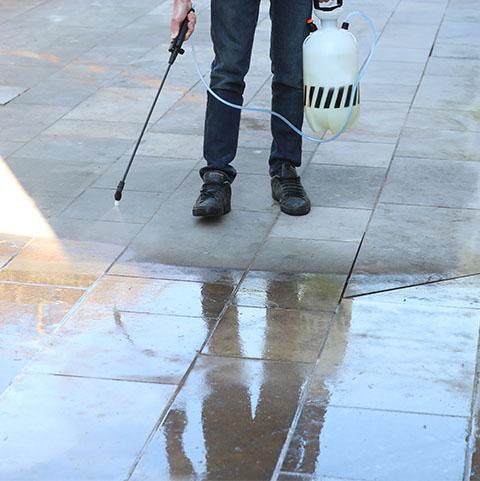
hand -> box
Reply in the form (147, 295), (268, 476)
(171, 0), (196, 41)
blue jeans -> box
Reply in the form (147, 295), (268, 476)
(200, 0), (312, 183)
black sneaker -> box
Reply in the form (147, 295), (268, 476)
(271, 163), (311, 216)
(193, 170), (231, 217)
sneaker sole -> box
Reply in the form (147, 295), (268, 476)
(192, 205), (231, 218)
(272, 191), (311, 216)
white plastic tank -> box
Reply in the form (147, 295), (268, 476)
(303, 0), (360, 134)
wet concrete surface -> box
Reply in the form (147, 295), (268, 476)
(1, 0), (480, 480)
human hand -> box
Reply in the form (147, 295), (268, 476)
(171, 0), (196, 41)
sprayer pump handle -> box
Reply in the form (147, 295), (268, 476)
(168, 8), (195, 65)
(314, 0), (343, 11)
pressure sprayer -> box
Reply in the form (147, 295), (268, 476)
(114, 0), (377, 204)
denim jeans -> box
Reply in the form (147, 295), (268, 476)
(200, 0), (312, 183)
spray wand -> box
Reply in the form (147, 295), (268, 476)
(114, 9), (194, 206)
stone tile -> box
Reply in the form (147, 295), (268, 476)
(357, 274), (480, 310)
(380, 22), (439, 49)
(120, 172), (276, 270)
(278, 473), (313, 481)
(0, 85), (27, 105)
(0, 282), (83, 394)
(397, 128), (480, 161)
(110, 251), (243, 284)
(0, 373), (176, 481)
(11, 77), (98, 107)
(303, 164), (386, 209)
(271, 207), (370, 242)
(13, 134), (133, 164)
(233, 173), (277, 212)
(65, 86), (182, 123)
(367, 46), (430, 64)
(235, 271), (345, 312)
(204, 305), (332, 362)
(437, 20), (480, 46)
(405, 108), (480, 133)
(283, 405), (468, 481)
(340, 101), (410, 144)
(42, 119), (144, 139)
(363, 60), (425, 86)
(135, 132), (204, 159)
(0, 104), (70, 142)
(0, 234), (31, 268)
(425, 56), (480, 79)
(0, 141), (23, 158)
(304, 299), (479, 415)
(62, 188), (167, 223)
(93, 155), (199, 193)
(84, 275), (233, 320)
(0, 238), (123, 287)
(361, 82), (417, 104)
(381, 156), (480, 209)
(252, 237), (358, 274)
(311, 140), (395, 168)
(31, 307), (209, 384)
(432, 42), (480, 60)
(346, 203), (480, 295)
(6, 156), (105, 198)
(129, 355), (311, 481)
(414, 75), (479, 112)
(48, 217), (144, 246)
(0, 64), (59, 87)
(233, 147), (313, 175)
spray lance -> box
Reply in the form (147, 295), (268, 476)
(114, 1), (377, 204)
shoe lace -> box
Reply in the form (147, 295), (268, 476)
(279, 176), (305, 197)
(199, 183), (224, 200)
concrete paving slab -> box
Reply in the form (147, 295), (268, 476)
(0, 85), (27, 105)
(347, 203), (480, 296)
(381, 156), (480, 209)
(397, 127), (480, 161)
(303, 164), (387, 209)
(84, 275), (234, 320)
(129, 355), (311, 481)
(30, 307), (210, 384)
(235, 271), (345, 313)
(252, 237), (359, 274)
(0, 282), (83, 394)
(405, 107), (480, 133)
(0, 374), (176, 481)
(283, 404), (467, 481)
(62, 188), (166, 223)
(0, 238), (123, 287)
(204, 305), (332, 363)
(270, 206), (370, 242)
(311, 140), (395, 168)
(304, 299), (479, 416)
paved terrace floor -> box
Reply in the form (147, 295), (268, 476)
(1, 0), (480, 480)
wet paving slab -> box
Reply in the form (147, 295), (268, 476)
(0, 234), (31, 268)
(204, 305), (333, 363)
(129, 355), (311, 481)
(0, 238), (124, 288)
(0, 373), (176, 481)
(0, 282), (84, 394)
(83, 275), (235, 320)
(281, 294), (478, 481)
(235, 271), (346, 313)
(29, 306), (210, 384)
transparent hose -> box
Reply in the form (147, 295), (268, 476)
(190, 10), (377, 144)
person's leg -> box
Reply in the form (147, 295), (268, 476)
(269, 0), (312, 177)
(200, 0), (261, 183)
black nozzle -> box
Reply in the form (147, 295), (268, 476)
(169, 8), (195, 65)
(114, 181), (125, 202)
